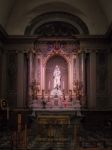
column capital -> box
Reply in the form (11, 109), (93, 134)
(28, 48), (37, 54)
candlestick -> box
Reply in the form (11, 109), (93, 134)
(63, 81), (64, 90)
(42, 89), (44, 97)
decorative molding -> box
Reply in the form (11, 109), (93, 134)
(42, 48), (71, 67)
(0, 23), (111, 45)
(33, 38), (80, 55)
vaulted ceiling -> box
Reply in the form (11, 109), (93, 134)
(0, 0), (111, 35)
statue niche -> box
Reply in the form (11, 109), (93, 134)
(45, 55), (68, 95)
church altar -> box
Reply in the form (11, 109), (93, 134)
(29, 96), (81, 110)
(29, 63), (81, 110)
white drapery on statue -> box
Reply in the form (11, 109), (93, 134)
(53, 65), (61, 89)
(51, 65), (62, 97)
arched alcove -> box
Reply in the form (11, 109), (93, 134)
(25, 12), (89, 35)
(45, 55), (68, 93)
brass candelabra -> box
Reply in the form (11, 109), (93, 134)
(30, 80), (40, 99)
(73, 80), (83, 100)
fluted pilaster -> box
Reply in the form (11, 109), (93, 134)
(81, 51), (86, 106)
(17, 51), (24, 107)
(88, 51), (96, 108)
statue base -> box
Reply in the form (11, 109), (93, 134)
(50, 88), (63, 97)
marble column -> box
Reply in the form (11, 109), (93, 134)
(34, 54), (38, 81)
(17, 51), (24, 107)
(0, 51), (7, 98)
(76, 54), (80, 81)
(34, 54), (41, 95)
(29, 51), (33, 84)
(81, 51), (86, 106)
(32, 53), (36, 81)
(28, 51), (33, 102)
(88, 51), (96, 108)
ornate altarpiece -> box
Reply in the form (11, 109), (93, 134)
(28, 38), (85, 109)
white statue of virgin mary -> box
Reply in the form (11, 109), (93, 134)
(50, 65), (62, 97)
(53, 65), (61, 89)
